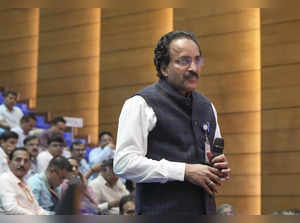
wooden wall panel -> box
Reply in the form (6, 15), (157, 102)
(37, 9), (101, 144)
(261, 8), (300, 214)
(99, 9), (173, 135)
(174, 8), (261, 214)
(0, 9), (39, 101)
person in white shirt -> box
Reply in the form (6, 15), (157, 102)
(0, 90), (23, 130)
(37, 136), (64, 173)
(89, 159), (129, 215)
(11, 114), (37, 147)
(23, 135), (40, 181)
(0, 131), (18, 174)
(0, 147), (48, 215)
(114, 30), (231, 215)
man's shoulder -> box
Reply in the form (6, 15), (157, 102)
(193, 90), (212, 104)
(13, 106), (23, 114)
(136, 82), (158, 96)
(28, 173), (44, 185)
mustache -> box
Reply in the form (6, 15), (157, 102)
(17, 167), (26, 171)
(184, 71), (199, 80)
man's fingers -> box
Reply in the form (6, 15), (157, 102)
(213, 162), (228, 169)
(211, 154), (226, 164)
(206, 179), (218, 194)
(202, 181), (214, 196)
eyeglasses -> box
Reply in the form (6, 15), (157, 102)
(174, 56), (204, 67)
(50, 143), (63, 148)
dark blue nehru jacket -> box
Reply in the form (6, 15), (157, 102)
(135, 79), (217, 215)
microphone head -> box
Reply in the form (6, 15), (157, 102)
(212, 137), (224, 155)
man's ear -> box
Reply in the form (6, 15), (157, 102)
(160, 65), (168, 78)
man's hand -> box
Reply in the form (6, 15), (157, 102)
(185, 163), (222, 195)
(207, 152), (231, 181)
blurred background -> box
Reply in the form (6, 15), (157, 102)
(0, 8), (299, 214)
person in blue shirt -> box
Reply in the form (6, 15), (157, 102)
(27, 156), (71, 214)
(88, 131), (115, 167)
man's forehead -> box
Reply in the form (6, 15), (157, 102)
(169, 38), (200, 56)
(13, 151), (29, 159)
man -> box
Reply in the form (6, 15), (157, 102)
(39, 116), (66, 150)
(0, 131), (18, 173)
(0, 90), (24, 130)
(28, 156), (70, 214)
(23, 135), (40, 180)
(11, 113), (37, 147)
(114, 30), (231, 215)
(70, 141), (90, 174)
(60, 157), (99, 215)
(89, 131), (115, 167)
(37, 136), (64, 172)
(0, 147), (48, 215)
(119, 195), (135, 216)
(89, 159), (129, 215)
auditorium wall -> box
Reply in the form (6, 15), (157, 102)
(0, 8), (39, 102)
(37, 9), (101, 144)
(0, 8), (300, 214)
(261, 9), (300, 214)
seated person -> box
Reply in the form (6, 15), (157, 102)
(0, 147), (48, 215)
(23, 135), (40, 181)
(0, 90), (23, 130)
(60, 157), (99, 215)
(89, 159), (129, 215)
(88, 131), (115, 167)
(11, 114), (36, 147)
(27, 156), (70, 214)
(119, 195), (135, 216)
(37, 136), (64, 172)
(70, 141), (90, 174)
(0, 131), (18, 173)
(216, 203), (235, 216)
(39, 117), (66, 151)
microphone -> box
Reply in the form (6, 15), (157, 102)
(211, 137), (224, 159)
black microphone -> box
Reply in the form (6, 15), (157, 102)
(211, 137), (224, 159)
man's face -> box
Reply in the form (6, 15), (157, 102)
(1, 138), (18, 155)
(22, 119), (36, 133)
(102, 166), (118, 186)
(48, 168), (69, 188)
(9, 150), (31, 180)
(99, 134), (113, 148)
(161, 38), (203, 95)
(48, 141), (64, 157)
(122, 200), (135, 216)
(53, 122), (66, 135)
(4, 94), (17, 108)
(71, 144), (85, 161)
(24, 138), (39, 158)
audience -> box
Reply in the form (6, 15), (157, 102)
(60, 157), (99, 215)
(0, 90), (23, 130)
(11, 114), (37, 147)
(119, 195), (135, 216)
(89, 131), (115, 167)
(89, 159), (129, 215)
(23, 135), (40, 181)
(39, 117), (66, 151)
(0, 131), (19, 173)
(70, 141), (90, 174)
(216, 203), (235, 216)
(37, 136), (64, 172)
(28, 156), (70, 214)
(0, 147), (48, 215)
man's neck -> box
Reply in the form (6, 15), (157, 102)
(4, 104), (13, 111)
